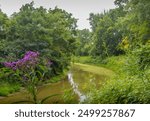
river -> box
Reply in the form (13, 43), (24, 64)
(0, 63), (113, 104)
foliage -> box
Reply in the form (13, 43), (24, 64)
(46, 70), (67, 83)
(0, 9), (9, 60)
(89, 8), (126, 58)
(75, 29), (92, 56)
(3, 51), (39, 70)
(0, 2), (77, 102)
(88, 0), (150, 59)
(85, 53), (150, 104)
(83, 0), (150, 104)
(86, 77), (150, 104)
(0, 67), (21, 84)
(135, 44), (150, 70)
(115, 0), (150, 47)
(0, 0), (150, 104)
(1, 51), (59, 103)
(62, 88), (78, 104)
(0, 83), (20, 96)
(1, 2), (77, 76)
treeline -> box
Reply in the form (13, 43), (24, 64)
(0, 2), (77, 75)
(79, 0), (150, 103)
(76, 0), (150, 65)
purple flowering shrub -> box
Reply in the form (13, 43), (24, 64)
(3, 51), (39, 71)
(1, 51), (59, 103)
(2, 51), (47, 103)
(0, 51), (41, 87)
(1, 51), (42, 86)
(2, 51), (54, 82)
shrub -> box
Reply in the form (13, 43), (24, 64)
(85, 44), (150, 104)
(86, 75), (150, 104)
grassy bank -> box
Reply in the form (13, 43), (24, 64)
(0, 68), (68, 97)
(74, 55), (150, 104)
(74, 55), (126, 72)
(73, 63), (115, 78)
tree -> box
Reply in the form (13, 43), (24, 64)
(0, 9), (9, 61)
(2, 2), (77, 75)
(75, 29), (92, 56)
(89, 8), (126, 58)
(115, 0), (150, 47)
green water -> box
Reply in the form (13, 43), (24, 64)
(0, 79), (71, 104)
(0, 65), (110, 104)
(70, 65), (107, 94)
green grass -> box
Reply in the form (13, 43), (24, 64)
(74, 55), (126, 73)
(73, 63), (115, 78)
(0, 83), (21, 96)
(74, 56), (92, 64)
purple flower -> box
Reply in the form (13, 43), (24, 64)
(3, 51), (40, 70)
(47, 60), (53, 66)
(3, 62), (17, 70)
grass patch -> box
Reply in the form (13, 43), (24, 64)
(73, 63), (115, 78)
(0, 83), (21, 96)
(74, 55), (126, 73)
(73, 56), (92, 64)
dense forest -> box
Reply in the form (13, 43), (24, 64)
(0, 0), (150, 103)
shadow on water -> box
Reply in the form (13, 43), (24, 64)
(0, 65), (108, 104)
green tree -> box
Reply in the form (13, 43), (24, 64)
(89, 8), (126, 58)
(0, 9), (9, 61)
(75, 29), (92, 56)
(3, 2), (77, 75)
(115, 0), (150, 47)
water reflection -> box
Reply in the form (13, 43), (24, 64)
(70, 65), (107, 94)
(68, 73), (86, 103)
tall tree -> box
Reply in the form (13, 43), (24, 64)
(89, 8), (126, 58)
(75, 29), (92, 56)
(2, 2), (77, 74)
(0, 9), (9, 60)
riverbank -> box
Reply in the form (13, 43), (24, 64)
(0, 79), (75, 104)
(73, 56), (126, 73)
(0, 69), (68, 96)
(0, 62), (114, 104)
(72, 63), (115, 78)
(76, 56), (150, 104)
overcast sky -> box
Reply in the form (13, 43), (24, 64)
(0, 0), (116, 29)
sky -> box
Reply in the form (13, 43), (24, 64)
(0, 0), (116, 29)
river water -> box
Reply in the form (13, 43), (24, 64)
(0, 65), (108, 104)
